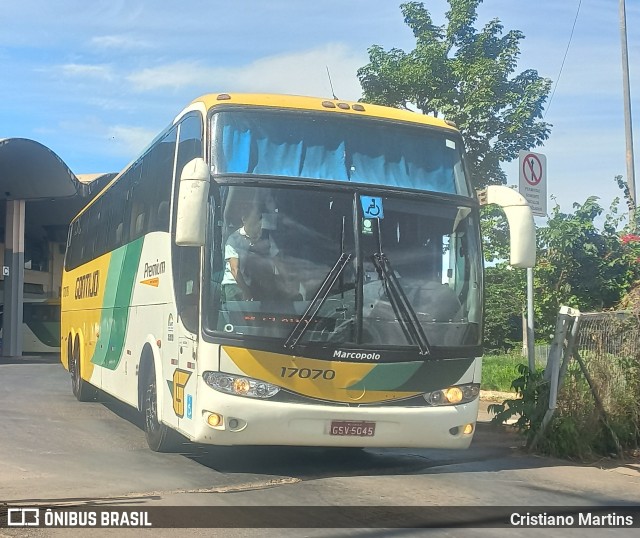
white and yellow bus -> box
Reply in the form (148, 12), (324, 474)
(61, 93), (535, 451)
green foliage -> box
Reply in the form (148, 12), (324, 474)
(357, 0), (552, 187)
(488, 363), (599, 459)
(480, 205), (511, 263)
(534, 196), (640, 337)
(482, 182), (640, 348)
(489, 364), (548, 441)
(481, 354), (527, 391)
(489, 347), (640, 460)
(483, 264), (526, 352)
(561, 349), (640, 457)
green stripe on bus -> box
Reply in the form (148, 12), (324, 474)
(91, 247), (125, 368)
(92, 238), (144, 370)
(346, 358), (474, 392)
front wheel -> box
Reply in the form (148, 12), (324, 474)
(143, 365), (180, 452)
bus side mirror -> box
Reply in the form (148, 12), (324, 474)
(477, 185), (536, 268)
(175, 158), (210, 247)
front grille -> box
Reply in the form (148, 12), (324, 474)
(270, 389), (431, 408)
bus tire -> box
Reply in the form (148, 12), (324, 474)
(70, 336), (98, 402)
(142, 363), (180, 452)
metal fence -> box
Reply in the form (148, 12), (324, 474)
(530, 307), (640, 457)
(534, 344), (550, 366)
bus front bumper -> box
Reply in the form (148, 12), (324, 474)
(189, 389), (480, 449)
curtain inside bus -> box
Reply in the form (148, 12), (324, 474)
(212, 111), (468, 196)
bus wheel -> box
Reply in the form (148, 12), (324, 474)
(142, 365), (179, 452)
(70, 339), (97, 402)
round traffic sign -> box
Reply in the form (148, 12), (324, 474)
(522, 153), (543, 186)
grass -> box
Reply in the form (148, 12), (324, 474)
(480, 354), (528, 392)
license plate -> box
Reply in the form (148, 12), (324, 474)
(329, 421), (376, 437)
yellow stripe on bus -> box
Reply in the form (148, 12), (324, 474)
(221, 346), (422, 404)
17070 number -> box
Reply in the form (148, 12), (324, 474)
(279, 367), (336, 380)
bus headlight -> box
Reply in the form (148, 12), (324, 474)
(423, 383), (480, 406)
(203, 372), (280, 399)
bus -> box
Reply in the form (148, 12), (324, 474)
(61, 93), (535, 452)
(0, 298), (61, 354)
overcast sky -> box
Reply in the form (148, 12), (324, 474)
(1, 0), (638, 220)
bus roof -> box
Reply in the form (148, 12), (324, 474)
(75, 93), (459, 221)
(188, 93), (458, 132)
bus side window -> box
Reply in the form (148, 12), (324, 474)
(93, 198), (106, 258)
(115, 223), (123, 245)
(130, 126), (176, 239)
(147, 128), (176, 233)
(128, 163), (145, 241)
(77, 212), (91, 266)
(135, 212), (146, 236)
(171, 113), (203, 331)
(65, 219), (81, 269)
(104, 173), (132, 251)
(157, 201), (170, 231)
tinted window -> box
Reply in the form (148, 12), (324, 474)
(171, 114), (204, 332)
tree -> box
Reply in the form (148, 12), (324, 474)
(357, 0), (552, 187)
(483, 189), (640, 346)
(484, 263), (526, 352)
(534, 196), (640, 336)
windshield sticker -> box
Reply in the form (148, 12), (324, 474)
(446, 139), (456, 149)
(361, 196), (384, 219)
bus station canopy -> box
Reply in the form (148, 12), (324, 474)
(0, 138), (115, 239)
(0, 138), (80, 199)
(0, 137), (116, 357)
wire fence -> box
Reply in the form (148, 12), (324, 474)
(533, 309), (640, 458)
(534, 344), (550, 366)
(574, 311), (640, 406)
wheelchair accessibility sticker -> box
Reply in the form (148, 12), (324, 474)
(361, 196), (384, 219)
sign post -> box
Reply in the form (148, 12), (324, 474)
(519, 150), (546, 371)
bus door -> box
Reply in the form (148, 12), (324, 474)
(172, 244), (200, 436)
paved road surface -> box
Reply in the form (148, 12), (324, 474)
(0, 355), (638, 537)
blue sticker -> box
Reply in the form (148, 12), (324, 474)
(361, 196), (384, 219)
(186, 395), (193, 419)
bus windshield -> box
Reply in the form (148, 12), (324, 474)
(211, 110), (470, 196)
(204, 185), (482, 353)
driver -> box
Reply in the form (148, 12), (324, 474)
(221, 206), (280, 301)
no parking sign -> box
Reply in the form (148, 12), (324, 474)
(519, 150), (547, 216)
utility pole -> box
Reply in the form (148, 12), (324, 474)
(620, 0), (637, 228)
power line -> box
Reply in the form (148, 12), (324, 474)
(545, 0), (582, 118)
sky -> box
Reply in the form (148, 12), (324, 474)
(1, 0), (638, 222)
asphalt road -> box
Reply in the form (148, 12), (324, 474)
(0, 356), (639, 537)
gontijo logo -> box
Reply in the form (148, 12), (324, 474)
(75, 270), (100, 299)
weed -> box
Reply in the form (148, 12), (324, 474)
(488, 364), (548, 445)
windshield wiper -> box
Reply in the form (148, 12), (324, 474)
(372, 252), (432, 356)
(284, 252), (352, 350)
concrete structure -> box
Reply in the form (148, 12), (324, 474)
(0, 138), (114, 356)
